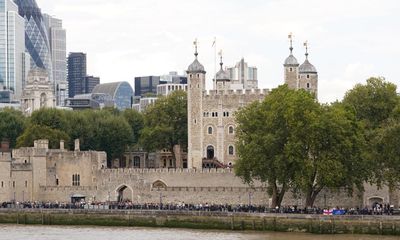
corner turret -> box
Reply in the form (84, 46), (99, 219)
(284, 33), (299, 90)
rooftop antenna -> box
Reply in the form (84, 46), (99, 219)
(218, 49), (223, 69)
(193, 38), (198, 58)
(288, 32), (293, 54)
(304, 41), (309, 59)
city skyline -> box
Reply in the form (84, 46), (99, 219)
(38, 0), (400, 103)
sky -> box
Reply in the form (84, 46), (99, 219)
(37, 0), (400, 103)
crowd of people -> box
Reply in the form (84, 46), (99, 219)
(1, 201), (399, 216)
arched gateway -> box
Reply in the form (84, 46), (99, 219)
(116, 184), (133, 202)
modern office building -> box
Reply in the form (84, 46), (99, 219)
(226, 58), (258, 89)
(66, 93), (114, 110)
(13, 0), (53, 83)
(160, 71), (187, 84)
(0, 0), (27, 99)
(134, 76), (159, 97)
(43, 14), (67, 106)
(85, 75), (100, 94)
(92, 82), (134, 110)
(157, 83), (187, 96)
(67, 52), (86, 98)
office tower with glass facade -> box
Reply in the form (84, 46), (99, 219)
(226, 58), (258, 89)
(67, 52), (86, 98)
(160, 71), (187, 84)
(13, 0), (53, 83)
(43, 14), (67, 106)
(85, 75), (100, 94)
(134, 76), (160, 97)
(0, 0), (26, 99)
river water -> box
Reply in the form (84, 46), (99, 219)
(0, 225), (398, 240)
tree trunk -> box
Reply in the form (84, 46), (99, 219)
(305, 187), (323, 208)
(271, 184), (278, 208)
(270, 182), (288, 208)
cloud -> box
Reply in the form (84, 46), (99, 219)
(37, 0), (400, 103)
(319, 63), (376, 103)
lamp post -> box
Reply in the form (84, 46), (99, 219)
(159, 192), (163, 210)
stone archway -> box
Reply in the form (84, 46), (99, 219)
(368, 196), (384, 208)
(116, 184), (133, 202)
(207, 145), (214, 159)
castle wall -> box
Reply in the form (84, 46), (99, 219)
(200, 90), (268, 165)
(31, 167), (398, 208)
(0, 153), (12, 202)
(46, 150), (107, 187)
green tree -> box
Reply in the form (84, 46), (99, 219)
(343, 77), (400, 187)
(0, 108), (26, 148)
(372, 119), (400, 187)
(16, 124), (70, 149)
(343, 77), (398, 129)
(64, 110), (93, 150)
(235, 85), (317, 207)
(30, 108), (69, 132)
(292, 104), (367, 207)
(140, 90), (187, 161)
(96, 115), (133, 165)
(122, 109), (144, 145)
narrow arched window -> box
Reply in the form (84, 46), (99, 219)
(229, 126), (234, 134)
(208, 127), (213, 135)
(228, 146), (234, 155)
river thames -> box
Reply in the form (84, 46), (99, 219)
(0, 225), (399, 240)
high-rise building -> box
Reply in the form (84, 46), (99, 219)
(67, 52), (86, 98)
(160, 71), (187, 84)
(0, 0), (27, 99)
(43, 14), (67, 106)
(134, 76), (160, 97)
(85, 75), (100, 94)
(226, 58), (258, 89)
(13, 0), (53, 83)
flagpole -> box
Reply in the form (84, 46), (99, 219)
(213, 37), (217, 90)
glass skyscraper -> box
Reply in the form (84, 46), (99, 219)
(0, 0), (26, 99)
(43, 14), (67, 106)
(13, 0), (52, 82)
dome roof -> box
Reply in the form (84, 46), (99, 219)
(92, 82), (130, 98)
(299, 59), (317, 73)
(284, 54), (299, 66)
(187, 58), (205, 73)
(215, 68), (230, 81)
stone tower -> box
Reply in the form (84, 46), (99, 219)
(298, 42), (318, 98)
(187, 42), (206, 169)
(284, 34), (299, 90)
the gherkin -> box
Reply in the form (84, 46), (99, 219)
(13, 0), (52, 81)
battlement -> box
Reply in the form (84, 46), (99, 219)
(11, 163), (32, 171)
(0, 152), (11, 162)
(203, 88), (270, 98)
(40, 186), (98, 192)
(99, 168), (235, 175)
(151, 186), (267, 192)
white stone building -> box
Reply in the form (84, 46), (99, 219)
(20, 68), (55, 115)
(187, 40), (318, 169)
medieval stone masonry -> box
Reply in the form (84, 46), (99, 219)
(0, 42), (397, 208)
